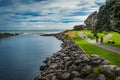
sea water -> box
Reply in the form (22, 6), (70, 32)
(0, 34), (62, 80)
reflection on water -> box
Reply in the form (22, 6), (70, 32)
(0, 35), (61, 80)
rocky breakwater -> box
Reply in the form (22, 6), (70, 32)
(0, 33), (19, 38)
(35, 33), (120, 80)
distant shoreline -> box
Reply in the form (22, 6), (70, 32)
(0, 33), (19, 38)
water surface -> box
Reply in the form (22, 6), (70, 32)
(0, 35), (61, 80)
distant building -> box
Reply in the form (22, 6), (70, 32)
(84, 11), (97, 30)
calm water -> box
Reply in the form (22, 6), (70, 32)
(0, 34), (62, 80)
(0, 29), (65, 34)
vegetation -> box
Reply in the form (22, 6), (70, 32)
(65, 31), (120, 66)
(73, 25), (84, 30)
(104, 32), (120, 48)
(93, 67), (100, 74)
(65, 31), (76, 39)
(81, 30), (107, 39)
(96, 0), (120, 33)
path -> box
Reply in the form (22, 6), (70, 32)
(79, 32), (120, 54)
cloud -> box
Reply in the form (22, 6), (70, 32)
(0, 0), (106, 30)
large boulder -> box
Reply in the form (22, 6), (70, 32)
(80, 65), (93, 76)
(85, 73), (106, 80)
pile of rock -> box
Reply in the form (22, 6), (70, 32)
(0, 33), (19, 38)
(35, 33), (120, 80)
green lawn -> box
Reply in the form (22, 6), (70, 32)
(81, 30), (107, 39)
(104, 32), (120, 48)
(73, 31), (120, 66)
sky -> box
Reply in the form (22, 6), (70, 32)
(0, 0), (106, 30)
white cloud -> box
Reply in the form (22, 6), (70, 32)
(0, 0), (106, 30)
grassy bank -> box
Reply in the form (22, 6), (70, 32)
(104, 32), (120, 48)
(65, 31), (120, 66)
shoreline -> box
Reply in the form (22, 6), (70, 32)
(35, 32), (120, 80)
(0, 33), (19, 38)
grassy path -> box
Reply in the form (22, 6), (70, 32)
(79, 32), (120, 54)
(65, 31), (120, 66)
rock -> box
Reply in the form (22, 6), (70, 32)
(52, 64), (59, 69)
(115, 67), (120, 76)
(86, 73), (106, 80)
(68, 64), (78, 72)
(100, 65), (118, 77)
(43, 57), (49, 64)
(85, 73), (98, 80)
(80, 54), (89, 62)
(74, 59), (83, 66)
(97, 74), (106, 80)
(90, 54), (102, 61)
(35, 77), (48, 80)
(46, 73), (55, 80)
(64, 57), (71, 61)
(60, 72), (71, 80)
(37, 33), (120, 80)
(116, 76), (120, 80)
(61, 53), (67, 57)
(100, 65), (117, 73)
(71, 71), (80, 77)
(51, 76), (56, 80)
(65, 61), (73, 69)
(91, 59), (102, 66)
(100, 60), (111, 65)
(40, 65), (46, 71)
(73, 77), (84, 80)
(80, 65), (93, 75)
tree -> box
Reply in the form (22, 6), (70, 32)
(73, 25), (84, 30)
(95, 0), (120, 32)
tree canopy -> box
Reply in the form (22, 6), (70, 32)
(95, 0), (120, 33)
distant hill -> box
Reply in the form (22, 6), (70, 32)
(84, 0), (120, 33)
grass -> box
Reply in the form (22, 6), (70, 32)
(64, 31), (76, 39)
(80, 30), (120, 48)
(81, 30), (107, 39)
(65, 30), (120, 66)
(93, 67), (100, 74)
(104, 32), (120, 48)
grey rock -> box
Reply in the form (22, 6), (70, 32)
(100, 60), (111, 65)
(52, 64), (59, 69)
(97, 74), (106, 80)
(65, 61), (73, 69)
(69, 64), (78, 72)
(61, 53), (67, 57)
(40, 65), (46, 71)
(74, 59), (83, 66)
(46, 73), (54, 80)
(81, 65), (93, 75)
(115, 67), (120, 76)
(51, 76), (56, 80)
(85, 73), (97, 80)
(91, 59), (102, 66)
(80, 54), (89, 62)
(73, 77), (84, 80)
(85, 73), (106, 80)
(43, 57), (49, 64)
(60, 72), (71, 80)
(100, 65), (117, 76)
(100, 65), (117, 72)
(71, 71), (80, 77)
(90, 54), (102, 61)
(64, 57), (71, 61)
(116, 76), (120, 80)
